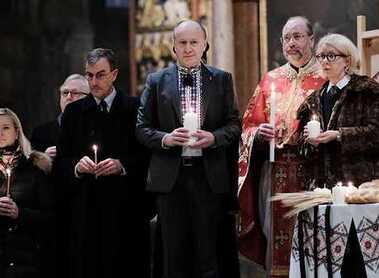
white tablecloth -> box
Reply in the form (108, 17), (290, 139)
(290, 203), (379, 278)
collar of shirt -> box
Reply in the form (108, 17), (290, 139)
(94, 87), (116, 111)
(177, 63), (201, 75)
(289, 57), (312, 73)
(327, 75), (351, 93)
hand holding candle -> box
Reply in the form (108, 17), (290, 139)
(269, 84), (276, 162)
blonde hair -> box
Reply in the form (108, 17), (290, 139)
(0, 108), (32, 158)
(316, 33), (359, 74)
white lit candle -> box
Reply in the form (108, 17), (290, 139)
(270, 84), (276, 162)
(307, 115), (321, 138)
(92, 144), (99, 179)
(5, 168), (11, 197)
(332, 181), (348, 204)
(92, 144), (98, 164)
(183, 110), (198, 145)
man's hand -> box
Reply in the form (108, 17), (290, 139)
(0, 196), (19, 219)
(256, 123), (275, 141)
(306, 130), (340, 146)
(76, 156), (96, 175)
(45, 146), (57, 159)
(190, 130), (215, 149)
(95, 158), (123, 177)
(163, 127), (190, 147)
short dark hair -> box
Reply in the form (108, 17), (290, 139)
(86, 48), (117, 70)
(173, 19), (207, 41)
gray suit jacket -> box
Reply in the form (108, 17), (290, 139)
(136, 64), (241, 194)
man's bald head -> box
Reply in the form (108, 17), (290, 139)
(172, 19), (208, 69)
(173, 20), (207, 42)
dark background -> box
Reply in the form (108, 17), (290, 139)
(0, 0), (132, 135)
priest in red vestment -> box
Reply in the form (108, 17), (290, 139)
(238, 16), (326, 277)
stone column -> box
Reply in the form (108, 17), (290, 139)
(211, 0), (235, 77)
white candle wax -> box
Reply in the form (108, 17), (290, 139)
(6, 168), (11, 197)
(332, 183), (349, 204)
(183, 111), (198, 145)
(307, 116), (321, 138)
(269, 84), (276, 162)
(92, 144), (98, 164)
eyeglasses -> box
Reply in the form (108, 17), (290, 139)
(60, 90), (88, 98)
(315, 53), (347, 62)
(85, 70), (114, 81)
(280, 33), (309, 44)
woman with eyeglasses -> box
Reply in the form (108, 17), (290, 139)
(298, 33), (379, 190)
(0, 108), (54, 278)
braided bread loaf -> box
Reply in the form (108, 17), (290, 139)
(345, 179), (379, 204)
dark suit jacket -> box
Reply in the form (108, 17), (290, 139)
(136, 64), (241, 194)
(54, 91), (151, 278)
(31, 119), (60, 152)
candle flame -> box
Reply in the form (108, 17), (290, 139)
(5, 168), (11, 176)
(337, 181), (343, 186)
(347, 181), (354, 187)
(92, 145), (98, 152)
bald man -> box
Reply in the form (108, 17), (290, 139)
(137, 20), (241, 278)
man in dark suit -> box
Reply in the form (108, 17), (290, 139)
(136, 20), (241, 278)
(55, 48), (151, 278)
(30, 74), (90, 278)
(31, 74), (90, 157)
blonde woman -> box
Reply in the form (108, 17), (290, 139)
(298, 33), (379, 188)
(0, 108), (53, 278)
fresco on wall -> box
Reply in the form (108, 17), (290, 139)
(267, 0), (379, 70)
(135, 0), (191, 94)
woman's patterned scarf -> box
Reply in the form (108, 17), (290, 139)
(0, 144), (23, 193)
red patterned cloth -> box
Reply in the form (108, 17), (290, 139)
(238, 57), (325, 276)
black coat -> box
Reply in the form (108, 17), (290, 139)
(0, 153), (53, 278)
(31, 119), (60, 152)
(55, 91), (151, 278)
